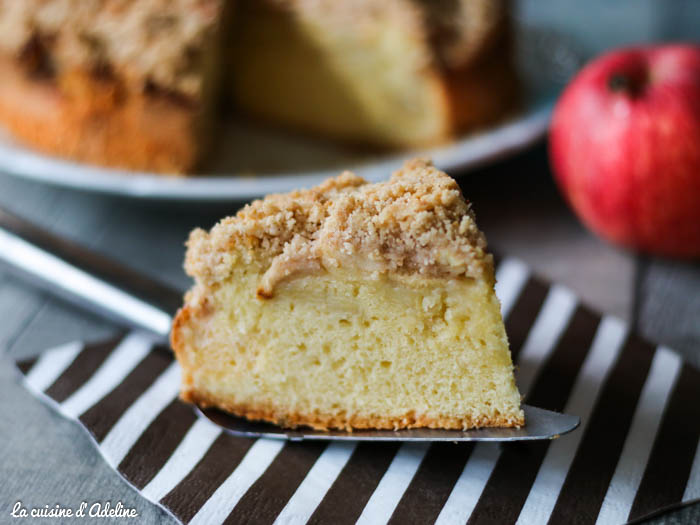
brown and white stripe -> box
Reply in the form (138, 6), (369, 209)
(15, 257), (700, 525)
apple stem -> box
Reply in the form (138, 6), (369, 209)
(608, 73), (631, 92)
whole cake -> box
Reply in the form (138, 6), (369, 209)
(171, 159), (524, 430)
(0, 0), (518, 174)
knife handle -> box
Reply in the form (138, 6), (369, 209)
(0, 206), (182, 339)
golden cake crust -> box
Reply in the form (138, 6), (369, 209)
(0, 55), (198, 173)
(185, 159), (492, 297)
(183, 388), (524, 431)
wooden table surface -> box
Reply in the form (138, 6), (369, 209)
(0, 142), (697, 524)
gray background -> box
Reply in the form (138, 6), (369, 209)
(1, 1), (699, 523)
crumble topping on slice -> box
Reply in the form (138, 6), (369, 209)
(186, 158), (491, 296)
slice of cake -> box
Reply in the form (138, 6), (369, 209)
(171, 159), (523, 430)
(0, 0), (517, 173)
(228, 0), (519, 148)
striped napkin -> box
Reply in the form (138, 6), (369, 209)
(14, 257), (700, 525)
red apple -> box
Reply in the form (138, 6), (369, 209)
(549, 44), (700, 258)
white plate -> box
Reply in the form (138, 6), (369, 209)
(0, 26), (580, 202)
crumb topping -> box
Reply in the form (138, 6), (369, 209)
(186, 159), (491, 296)
(0, 0), (221, 98)
(254, 0), (503, 71)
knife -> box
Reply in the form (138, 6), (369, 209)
(0, 206), (579, 442)
(0, 206), (178, 341)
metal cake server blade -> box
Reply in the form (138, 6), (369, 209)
(197, 404), (579, 442)
(0, 207), (580, 442)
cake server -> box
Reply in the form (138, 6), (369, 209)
(0, 206), (580, 442)
(197, 405), (579, 442)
